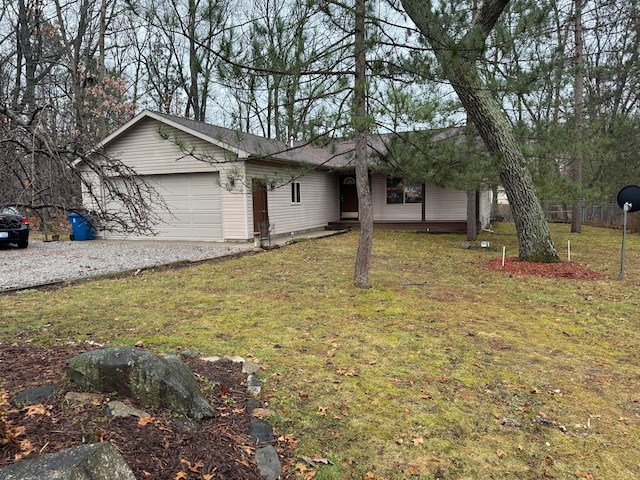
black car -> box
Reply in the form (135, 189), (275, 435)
(0, 207), (29, 248)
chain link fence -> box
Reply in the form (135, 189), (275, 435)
(495, 203), (640, 232)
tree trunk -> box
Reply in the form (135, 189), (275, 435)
(571, 0), (583, 233)
(400, 0), (559, 262)
(467, 190), (478, 241)
(452, 68), (558, 261)
(353, 0), (373, 288)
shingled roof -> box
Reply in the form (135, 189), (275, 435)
(97, 110), (403, 171)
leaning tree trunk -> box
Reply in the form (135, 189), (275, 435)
(400, 0), (558, 262)
(451, 66), (558, 261)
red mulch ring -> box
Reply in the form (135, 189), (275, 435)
(0, 343), (295, 479)
(487, 257), (606, 280)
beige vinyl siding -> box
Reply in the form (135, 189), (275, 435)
(479, 190), (491, 228)
(425, 185), (467, 221)
(371, 174), (423, 221)
(103, 117), (235, 175)
(246, 164), (339, 235)
(80, 171), (101, 212)
(219, 163), (252, 241)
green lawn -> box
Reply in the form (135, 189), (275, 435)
(2, 223), (640, 479)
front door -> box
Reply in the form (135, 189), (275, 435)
(252, 180), (269, 234)
(340, 175), (359, 219)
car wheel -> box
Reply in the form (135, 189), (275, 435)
(17, 239), (28, 249)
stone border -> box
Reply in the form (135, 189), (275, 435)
(201, 355), (281, 480)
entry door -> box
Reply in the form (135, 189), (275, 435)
(252, 180), (269, 234)
(340, 175), (359, 219)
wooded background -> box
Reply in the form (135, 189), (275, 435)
(1, 0), (638, 231)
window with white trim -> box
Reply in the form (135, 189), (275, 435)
(291, 182), (301, 204)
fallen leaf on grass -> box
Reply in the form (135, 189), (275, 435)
(304, 471), (317, 480)
(278, 434), (299, 450)
(412, 437), (424, 446)
(302, 455), (333, 467)
(496, 449), (507, 458)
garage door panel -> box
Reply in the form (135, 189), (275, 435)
(190, 183), (217, 195)
(191, 213), (221, 223)
(107, 173), (222, 241)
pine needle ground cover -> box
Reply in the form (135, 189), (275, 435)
(2, 223), (640, 479)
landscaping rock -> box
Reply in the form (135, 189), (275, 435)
(255, 445), (281, 480)
(105, 400), (149, 418)
(250, 418), (274, 443)
(12, 385), (59, 405)
(66, 347), (215, 422)
(64, 392), (104, 405)
(224, 355), (246, 363)
(247, 373), (262, 397)
(0, 442), (135, 480)
(242, 361), (261, 374)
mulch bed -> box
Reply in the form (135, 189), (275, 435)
(0, 343), (295, 479)
(487, 257), (607, 280)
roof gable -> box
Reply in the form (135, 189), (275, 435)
(97, 110), (345, 168)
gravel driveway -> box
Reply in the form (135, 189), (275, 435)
(0, 240), (254, 291)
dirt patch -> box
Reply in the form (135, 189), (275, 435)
(487, 257), (607, 280)
(0, 343), (295, 479)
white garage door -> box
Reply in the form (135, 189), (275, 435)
(104, 173), (222, 241)
(149, 173), (222, 241)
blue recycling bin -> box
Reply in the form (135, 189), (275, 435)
(67, 213), (95, 241)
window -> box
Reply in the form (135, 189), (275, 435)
(386, 178), (423, 204)
(291, 182), (301, 203)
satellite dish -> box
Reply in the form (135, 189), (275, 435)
(617, 185), (640, 279)
(617, 185), (640, 212)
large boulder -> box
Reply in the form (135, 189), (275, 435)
(0, 442), (135, 480)
(66, 347), (215, 422)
